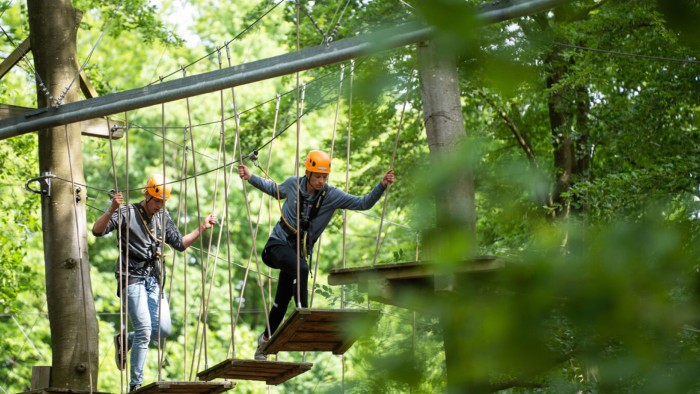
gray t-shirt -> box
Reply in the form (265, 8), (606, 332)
(93, 202), (185, 276)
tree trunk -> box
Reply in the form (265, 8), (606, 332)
(417, 39), (476, 394)
(27, 0), (99, 389)
(417, 40), (476, 243)
(545, 46), (591, 217)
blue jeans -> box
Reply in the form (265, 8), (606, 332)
(122, 276), (171, 386)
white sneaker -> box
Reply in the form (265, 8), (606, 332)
(254, 333), (269, 360)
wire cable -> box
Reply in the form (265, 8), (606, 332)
(147, 0), (284, 86)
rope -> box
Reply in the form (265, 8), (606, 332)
(325, 0), (352, 44)
(0, 25), (53, 104)
(0, 0), (15, 19)
(294, 0), (303, 312)
(223, 45), (266, 357)
(147, 0), (284, 85)
(182, 68), (210, 380)
(62, 123), (94, 392)
(156, 101), (167, 381)
(169, 125), (190, 380)
(124, 113), (132, 387)
(0, 300), (48, 393)
(339, 59), (354, 392)
(105, 116), (127, 391)
(44, 59), (372, 201)
(212, 49), (238, 361)
(299, 3), (326, 42)
(56, 0), (126, 106)
(341, 60), (354, 308)
(230, 95), (281, 358)
(371, 71), (415, 267)
(231, 84), (275, 352)
(309, 63), (345, 308)
(194, 49), (229, 373)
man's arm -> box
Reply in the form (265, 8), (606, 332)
(238, 164), (287, 199)
(92, 191), (123, 236)
(333, 169), (396, 210)
(181, 213), (218, 249)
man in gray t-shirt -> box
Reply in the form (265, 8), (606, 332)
(92, 174), (216, 392)
(238, 150), (395, 360)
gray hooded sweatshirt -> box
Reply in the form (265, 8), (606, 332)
(248, 174), (386, 252)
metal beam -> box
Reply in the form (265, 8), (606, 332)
(0, 104), (124, 138)
(0, 0), (569, 140)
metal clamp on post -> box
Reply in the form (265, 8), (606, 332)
(25, 172), (55, 197)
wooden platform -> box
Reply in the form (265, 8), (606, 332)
(327, 258), (505, 310)
(197, 358), (313, 385)
(131, 381), (234, 394)
(20, 389), (110, 394)
(263, 308), (380, 355)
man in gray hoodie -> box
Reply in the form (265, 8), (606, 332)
(238, 150), (395, 360)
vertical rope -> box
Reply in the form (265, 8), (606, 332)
(231, 86), (275, 343)
(294, 0), (303, 311)
(223, 45), (274, 352)
(196, 50), (228, 372)
(217, 45), (237, 360)
(310, 64), (345, 309)
(341, 60), (354, 308)
(62, 124), (94, 393)
(181, 67), (208, 381)
(229, 94), (281, 358)
(124, 113), (131, 386)
(106, 117), (126, 391)
(156, 93), (166, 381)
(371, 73), (414, 267)
(171, 126), (190, 379)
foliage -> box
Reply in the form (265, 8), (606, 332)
(3, 0), (700, 392)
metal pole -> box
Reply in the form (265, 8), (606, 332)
(0, 0), (569, 140)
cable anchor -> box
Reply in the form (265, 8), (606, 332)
(25, 172), (55, 197)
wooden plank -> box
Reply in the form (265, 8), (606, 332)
(21, 389), (110, 394)
(264, 309), (380, 355)
(132, 381), (234, 394)
(0, 104), (123, 139)
(197, 359), (312, 385)
(328, 257), (504, 285)
(0, 38), (30, 80)
(287, 331), (344, 342)
(79, 69), (98, 99)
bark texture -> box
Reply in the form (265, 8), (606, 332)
(27, 0), (99, 389)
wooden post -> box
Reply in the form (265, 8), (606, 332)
(30, 366), (51, 390)
(27, 0), (99, 389)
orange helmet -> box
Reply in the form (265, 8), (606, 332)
(145, 174), (172, 200)
(304, 150), (331, 174)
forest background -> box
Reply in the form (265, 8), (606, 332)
(1, 0), (700, 393)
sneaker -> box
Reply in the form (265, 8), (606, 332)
(114, 333), (125, 371)
(254, 333), (269, 360)
(129, 384), (141, 393)
(113, 331), (131, 371)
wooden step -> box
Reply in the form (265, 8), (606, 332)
(263, 308), (380, 355)
(131, 381), (234, 394)
(197, 358), (312, 385)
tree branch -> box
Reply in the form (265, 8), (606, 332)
(478, 89), (539, 168)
